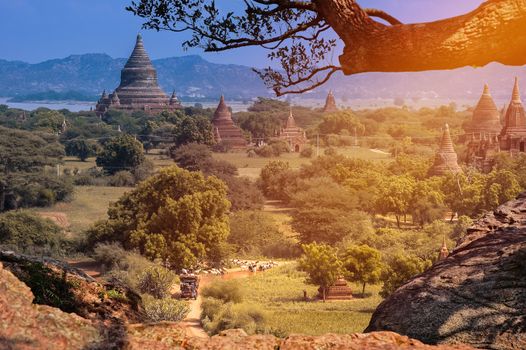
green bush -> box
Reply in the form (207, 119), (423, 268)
(107, 170), (135, 187)
(137, 265), (177, 299)
(142, 295), (189, 322)
(201, 299), (268, 335)
(201, 280), (243, 303)
(0, 210), (64, 254)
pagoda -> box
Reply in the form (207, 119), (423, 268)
(95, 34), (182, 116)
(212, 96), (247, 148)
(323, 91), (339, 113)
(500, 78), (526, 154)
(464, 84), (501, 171)
(429, 124), (462, 176)
(318, 278), (353, 300)
(278, 109), (308, 152)
(438, 237), (449, 261)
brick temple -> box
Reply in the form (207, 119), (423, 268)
(465, 84), (501, 171)
(278, 110), (308, 152)
(95, 34), (182, 116)
(500, 78), (526, 153)
(212, 96), (247, 148)
(429, 124), (462, 176)
(323, 91), (339, 113)
(463, 78), (526, 171)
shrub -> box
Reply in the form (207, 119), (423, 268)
(137, 265), (178, 299)
(201, 300), (268, 335)
(254, 145), (274, 157)
(300, 147), (313, 158)
(143, 295), (189, 322)
(201, 280), (243, 303)
(93, 242), (129, 271)
(0, 210), (64, 255)
(107, 171), (135, 187)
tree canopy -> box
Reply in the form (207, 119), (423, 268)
(86, 166), (231, 269)
(127, 0), (526, 95)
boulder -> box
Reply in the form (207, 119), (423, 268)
(366, 193), (526, 349)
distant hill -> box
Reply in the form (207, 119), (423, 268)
(0, 54), (271, 101)
(0, 53), (525, 103)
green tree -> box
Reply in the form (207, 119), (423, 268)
(380, 254), (431, 298)
(259, 161), (295, 201)
(441, 171), (484, 219)
(341, 244), (383, 296)
(64, 138), (97, 161)
(409, 178), (446, 227)
(0, 210), (63, 254)
(86, 166), (230, 269)
(175, 115), (215, 146)
(0, 127), (69, 212)
(375, 175), (416, 227)
(318, 110), (364, 136)
(482, 169), (521, 211)
(298, 243), (342, 301)
(96, 134), (145, 175)
(229, 210), (293, 257)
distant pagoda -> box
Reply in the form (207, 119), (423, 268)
(464, 84), (501, 172)
(429, 124), (462, 176)
(438, 237), (449, 261)
(212, 96), (247, 148)
(95, 34), (182, 116)
(465, 84), (502, 137)
(323, 90), (339, 113)
(278, 109), (308, 152)
(500, 77), (526, 153)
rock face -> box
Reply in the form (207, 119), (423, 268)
(366, 193), (526, 349)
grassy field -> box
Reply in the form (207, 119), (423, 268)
(34, 186), (131, 234)
(213, 147), (390, 179)
(235, 263), (382, 335)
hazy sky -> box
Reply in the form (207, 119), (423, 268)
(0, 0), (484, 67)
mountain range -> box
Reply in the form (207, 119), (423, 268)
(0, 53), (525, 103)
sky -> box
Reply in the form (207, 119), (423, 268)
(0, 0), (485, 67)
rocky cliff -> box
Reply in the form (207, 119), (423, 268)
(366, 193), (526, 349)
(0, 252), (475, 349)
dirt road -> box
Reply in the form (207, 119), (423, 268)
(180, 270), (257, 339)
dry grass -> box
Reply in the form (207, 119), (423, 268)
(237, 263), (383, 336)
(33, 186), (131, 234)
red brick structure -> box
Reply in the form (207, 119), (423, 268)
(318, 278), (353, 300)
(212, 95), (247, 148)
(429, 124), (462, 176)
(500, 78), (526, 154)
(278, 110), (308, 152)
(465, 84), (501, 172)
(95, 34), (182, 116)
(323, 90), (339, 113)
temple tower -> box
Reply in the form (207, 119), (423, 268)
(212, 96), (247, 148)
(500, 77), (526, 153)
(464, 84), (502, 172)
(438, 237), (449, 261)
(323, 91), (339, 113)
(429, 124), (462, 176)
(96, 34), (181, 116)
(278, 109), (308, 152)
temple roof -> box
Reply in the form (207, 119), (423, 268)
(323, 90), (338, 113)
(213, 95), (232, 122)
(466, 84), (502, 135)
(429, 124), (462, 176)
(502, 77), (526, 133)
(124, 34), (155, 70)
(439, 124), (455, 153)
(285, 109), (297, 129)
